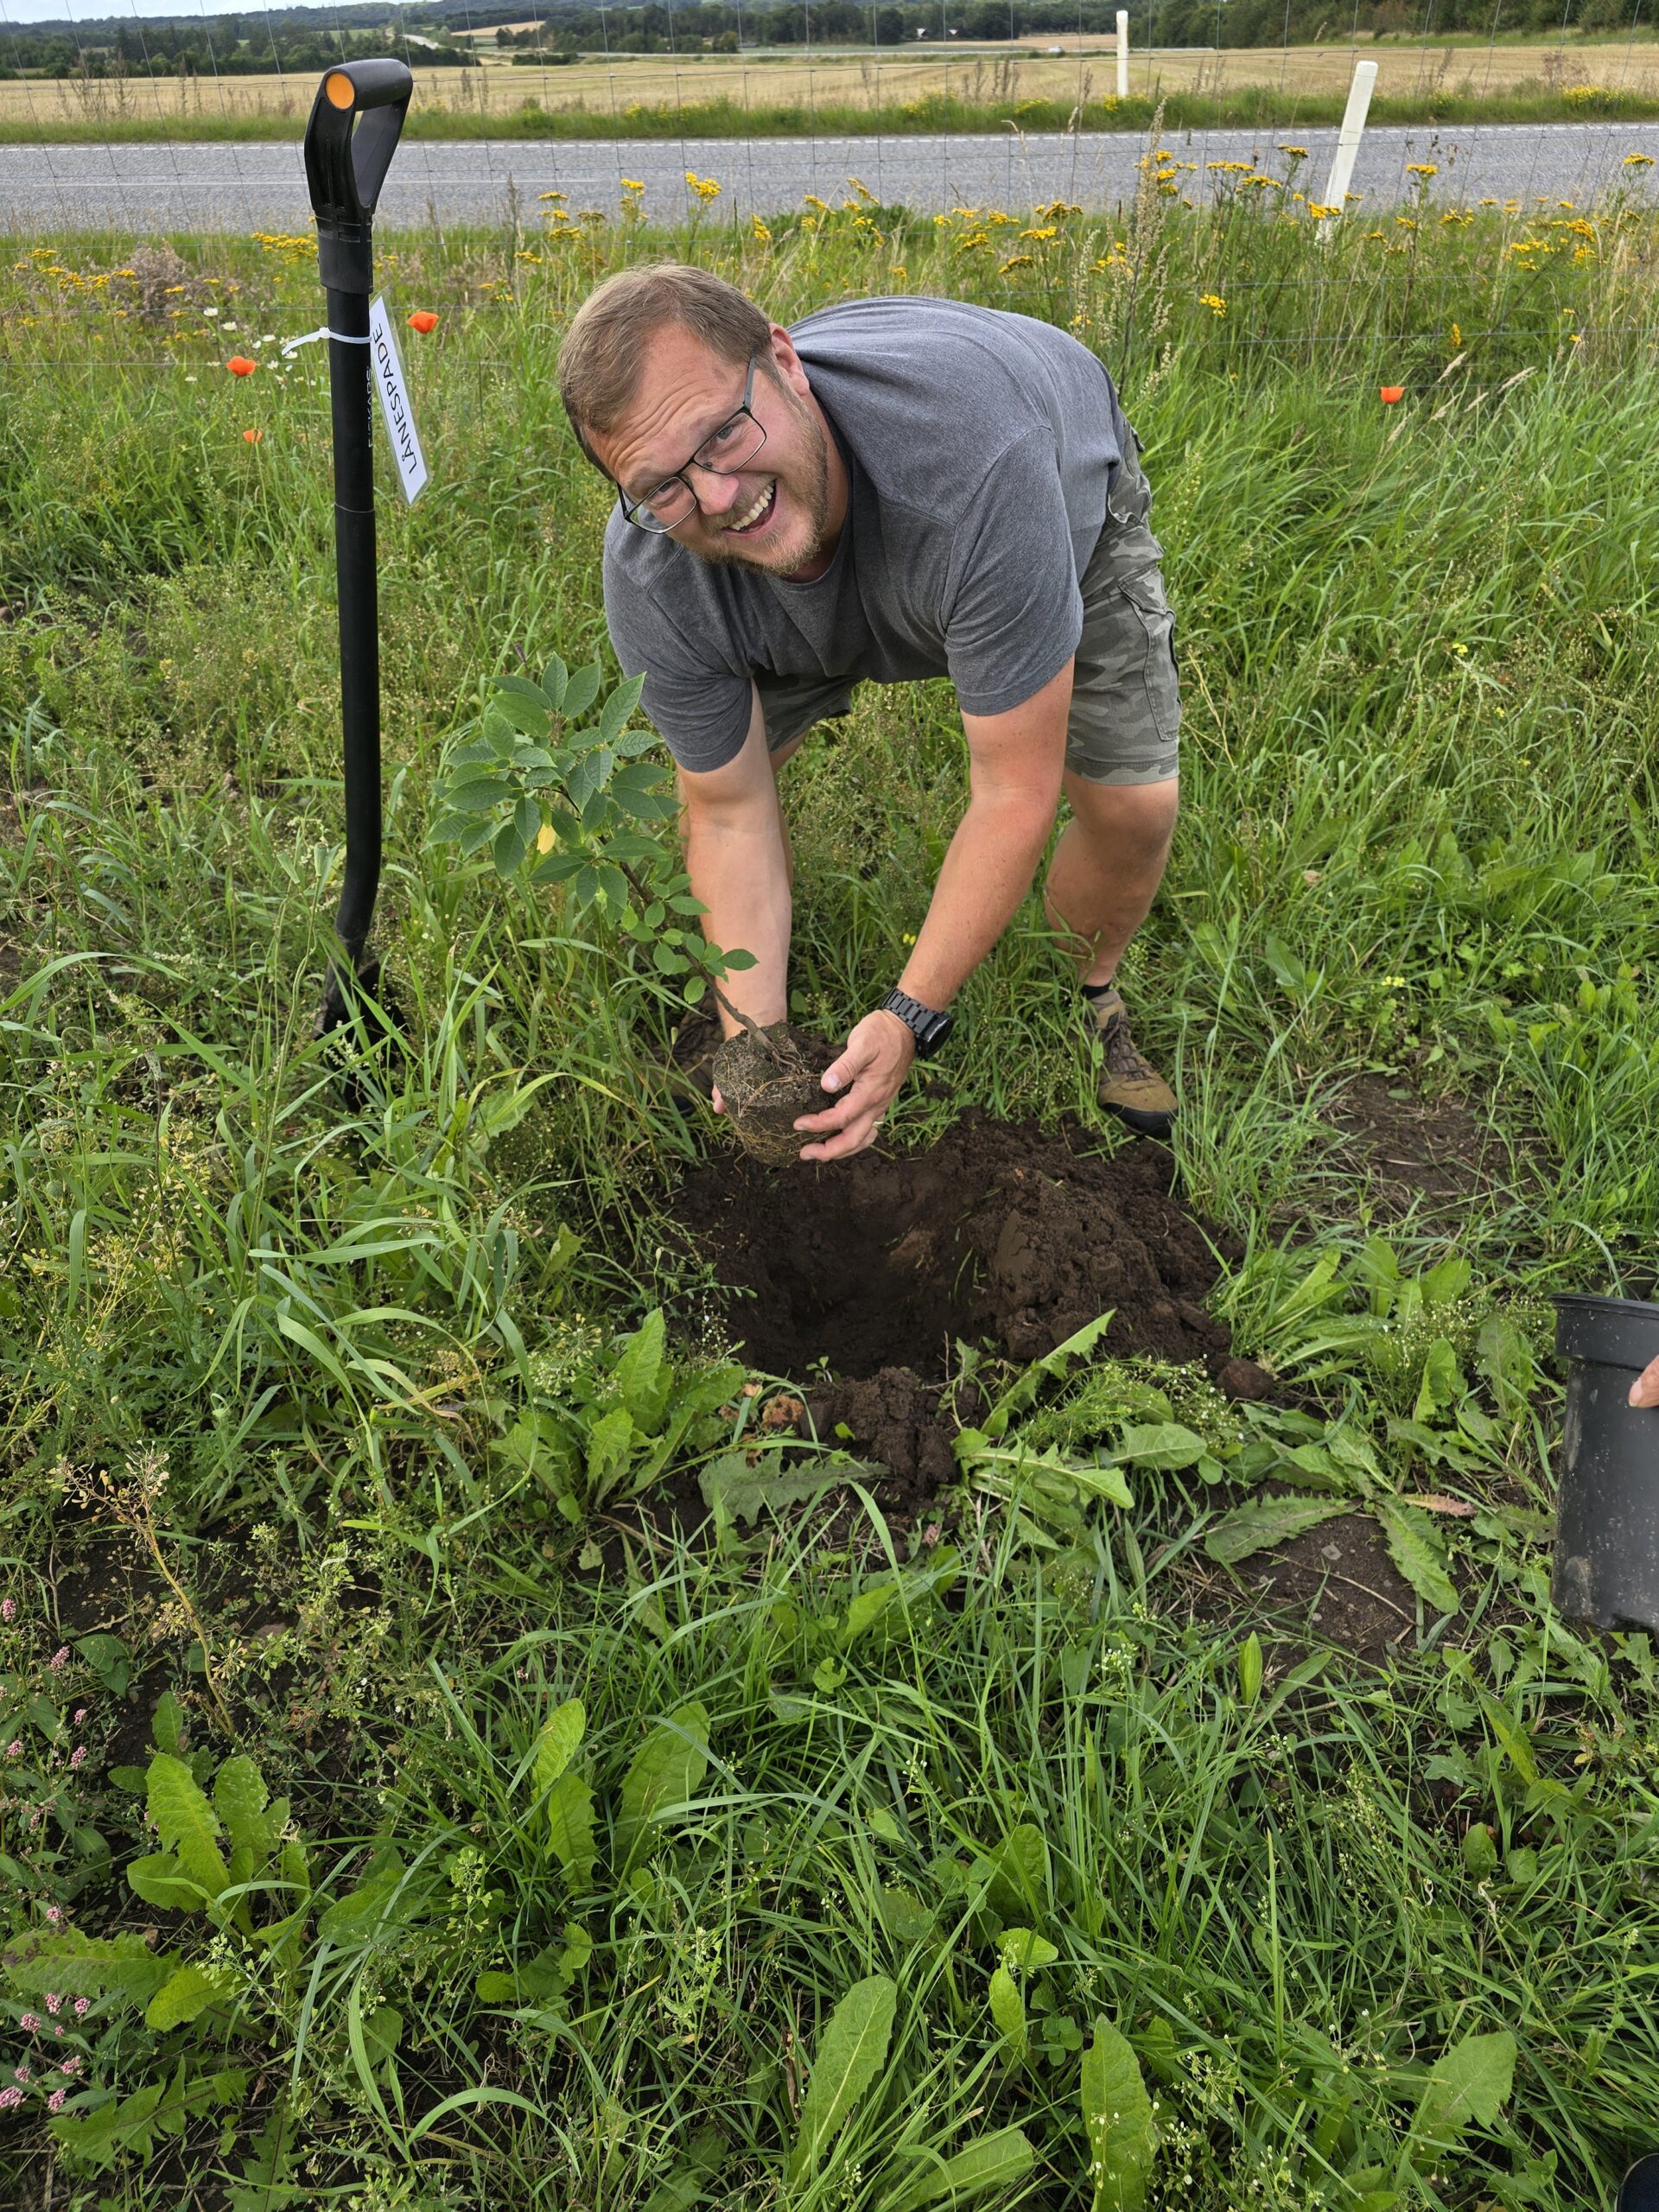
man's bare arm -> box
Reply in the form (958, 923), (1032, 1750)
(678, 683), (791, 1034)
(797, 660), (1072, 1161)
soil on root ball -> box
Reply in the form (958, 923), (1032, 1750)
(671, 1108), (1241, 1482)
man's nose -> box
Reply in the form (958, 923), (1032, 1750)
(691, 467), (746, 519)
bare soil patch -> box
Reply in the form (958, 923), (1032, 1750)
(1323, 1075), (1517, 1224)
(1186, 1507), (1421, 1664)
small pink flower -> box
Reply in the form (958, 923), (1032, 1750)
(51, 2024), (63, 2038)
(42, 1994), (59, 2015)
(0, 2084), (21, 2109)
(73, 1709), (86, 1726)
(5, 1742), (20, 1758)
(14, 2065), (29, 2082)
(47, 2088), (65, 2113)
(62, 2053), (83, 2070)
(1, 1598), (15, 1621)
(68, 1747), (85, 1770)
(72, 2000), (88, 2019)
(48, 1647), (68, 1670)
(44, 1907), (60, 1923)
(18, 2014), (38, 2033)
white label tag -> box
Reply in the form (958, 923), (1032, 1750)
(368, 296), (429, 505)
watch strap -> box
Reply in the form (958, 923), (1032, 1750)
(879, 988), (954, 1058)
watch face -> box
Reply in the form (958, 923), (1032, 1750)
(916, 1007), (953, 1056)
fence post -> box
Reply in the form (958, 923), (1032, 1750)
(1116, 9), (1129, 100)
(1319, 57), (1377, 232)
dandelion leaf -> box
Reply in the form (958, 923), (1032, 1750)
(787, 1973), (897, 2183)
(616, 1700), (710, 1872)
(546, 1771), (597, 1890)
(988, 1964), (1027, 2063)
(886, 2127), (1038, 2212)
(146, 1752), (231, 1903)
(1081, 2018), (1155, 2212)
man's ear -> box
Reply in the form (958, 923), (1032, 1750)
(767, 323), (811, 398)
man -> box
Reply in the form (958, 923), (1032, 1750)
(556, 264), (1182, 1163)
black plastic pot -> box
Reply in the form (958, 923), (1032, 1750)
(1618, 2152), (1659, 2211)
(1552, 1293), (1659, 1632)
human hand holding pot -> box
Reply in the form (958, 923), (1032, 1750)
(1630, 1353), (1659, 1408)
(792, 1008), (916, 1163)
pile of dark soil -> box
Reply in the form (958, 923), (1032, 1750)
(671, 1109), (1240, 1479)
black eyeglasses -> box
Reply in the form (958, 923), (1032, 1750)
(617, 354), (769, 532)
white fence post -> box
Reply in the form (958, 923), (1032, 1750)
(1116, 9), (1129, 101)
(1319, 58), (1378, 230)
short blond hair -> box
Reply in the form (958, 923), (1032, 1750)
(557, 263), (772, 461)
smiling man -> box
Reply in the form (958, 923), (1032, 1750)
(556, 264), (1182, 1162)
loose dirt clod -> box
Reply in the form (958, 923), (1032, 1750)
(710, 1021), (836, 1166)
(674, 1108), (1236, 1389)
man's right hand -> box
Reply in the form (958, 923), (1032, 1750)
(1631, 1355), (1659, 1408)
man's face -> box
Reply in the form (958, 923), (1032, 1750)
(593, 323), (836, 579)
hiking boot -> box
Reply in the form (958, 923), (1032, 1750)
(1087, 986), (1178, 1137)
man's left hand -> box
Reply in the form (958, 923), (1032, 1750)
(794, 1010), (915, 1162)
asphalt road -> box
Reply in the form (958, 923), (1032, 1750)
(7, 120), (1658, 232)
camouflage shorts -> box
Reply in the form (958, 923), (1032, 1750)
(753, 433), (1180, 786)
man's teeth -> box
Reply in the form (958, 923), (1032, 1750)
(728, 482), (774, 533)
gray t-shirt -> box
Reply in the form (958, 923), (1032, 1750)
(601, 295), (1130, 773)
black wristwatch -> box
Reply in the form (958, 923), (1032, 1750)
(878, 988), (954, 1058)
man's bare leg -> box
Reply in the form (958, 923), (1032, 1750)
(1044, 773), (1180, 1133)
(1043, 773), (1179, 985)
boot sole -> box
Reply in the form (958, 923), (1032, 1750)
(1100, 1097), (1178, 1139)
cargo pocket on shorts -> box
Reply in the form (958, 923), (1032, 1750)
(1116, 567), (1181, 747)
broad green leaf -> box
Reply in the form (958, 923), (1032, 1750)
(981, 1823), (1050, 1922)
(698, 1450), (846, 1529)
(127, 1852), (203, 1912)
(1114, 1421), (1206, 1471)
(617, 1700), (710, 1872)
(487, 684), (551, 734)
(1205, 1494), (1347, 1566)
(988, 1964), (1027, 2063)
(1414, 1338), (1465, 1424)
(1237, 1632), (1264, 1705)
(841, 1580), (899, 1646)
(214, 1755), (273, 1877)
(1000, 1927), (1059, 1970)
(1421, 1255), (1474, 1306)
(1081, 2018), (1155, 2212)
(493, 810), (531, 879)
(445, 773), (515, 816)
(542, 652), (569, 709)
(0, 1927), (176, 2007)
(50, 2080), (167, 2171)
(147, 1754), (230, 1903)
(886, 2127), (1037, 2212)
(317, 1853), (410, 1944)
(598, 670), (646, 742)
(533, 1700), (586, 1802)
(546, 1771), (598, 1889)
(144, 1961), (235, 2031)
(151, 1690), (184, 1756)
(563, 663), (603, 721)
(787, 1974), (897, 2182)
(1408, 2029), (1516, 2163)
(613, 1308), (671, 1432)
(1379, 1502), (1459, 1617)
(585, 1403), (635, 1495)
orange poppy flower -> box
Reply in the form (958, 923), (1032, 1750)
(407, 309), (439, 334)
(243, 429), (263, 443)
(228, 355), (257, 377)
(1379, 384), (1405, 404)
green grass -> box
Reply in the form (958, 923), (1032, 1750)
(3, 181), (1659, 2208)
(10, 78), (1659, 141)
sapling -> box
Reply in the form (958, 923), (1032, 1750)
(430, 657), (837, 1157)
(429, 655), (756, 1011)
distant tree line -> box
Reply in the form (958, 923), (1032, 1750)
(0, 19), (477, 76)
(500, 0), (1650, 48)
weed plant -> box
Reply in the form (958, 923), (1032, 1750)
(2, 162), (1658, 2206)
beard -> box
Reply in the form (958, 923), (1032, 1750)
(699, 383), (834, 578)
